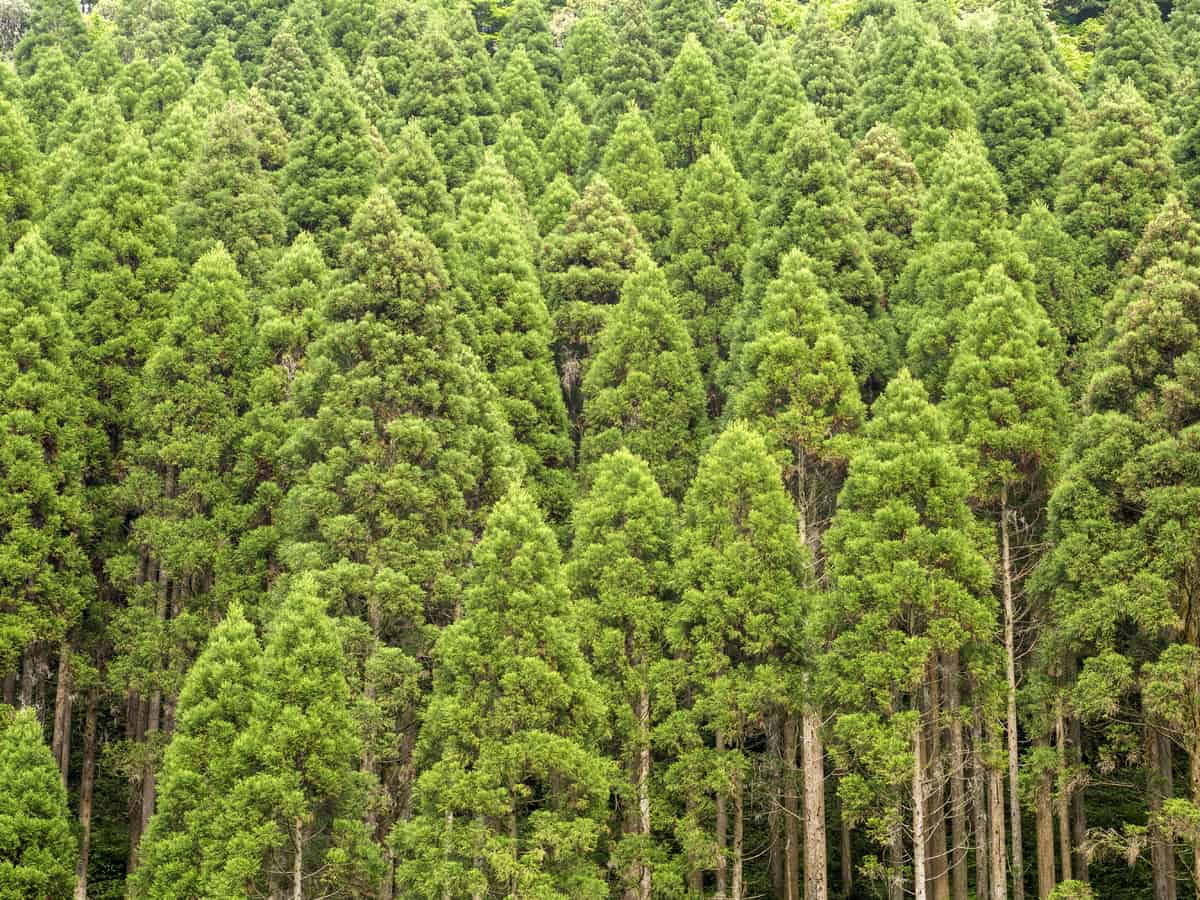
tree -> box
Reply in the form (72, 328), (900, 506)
(493, 0), (559, 95)
(653, 32), (732, 169)
(846, 124), (924, 301)
(20, 46), (81, 149)
(380, 120), (457, 259)
(132, 55), (192, 135)
(1016, 202), (1093, 349)
(594, 0), (663, 138)
(497, 44), (552, 141)
(1176, 75), (1200, 214)
(944, 266), (1070, 900)
(535, 171), (579, 236)
(822, 370), (997, 900)
(599, 106), (676, 256)
(650, 0), (716, 61)
(12, 0), (87, 75)
(540, 99), (592, 185)
(1087, 0), (1175, 112)
(495, 114), (545, 202)
(567, 450), (675, 900)
(0, 706), (76, 897)
(254, 21), (320, 137)
(281, 75), (381, 259)
(792, 3), (859, 139)
(664, 145), (752, 416)
(394, 488), (611, 899)
(579, 260), (708, 501)
(891, 38), (975, 179)
(561, 13), (613, 93)
(0, 95), (38, 253)
(738, 50), (805, 199)
(667, 422), (806, 900)
(1055, 80), (1174, 302)
(1169, 0), (1200, 66)
(979, 5), (1074, 211)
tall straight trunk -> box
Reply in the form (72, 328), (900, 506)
(888, 813), (905, 900)
(637, 685), (652, 900)
(989, 759), (1007, 900)
(292, 817), (304, 900)
(839, 801), (853, 896)
(732, 767), (744, 900)
(686, 789), (703, 894)
(1190, 744), (1200, 899)
(784, 711), (800, 900)
(716, 729), (728, 900)
(1070, 715), (1087, 883)
(972, 719), (991, 900)
(126, 690), (145, 874)
(1034, 737), (1056, 900)
(914, 722), (928, 900)
(927, 668), (949, 900)
(141, 687), (161, 838)
(1000, 495), (1026, 900)
(803, 706), (827, 900)
(2, 670), (14, 705)
(1148, 729), (1177, 900)
(51, 643), (72, 783)
(946, 654), (968, 900)
(74, 689), (98, 900)
(1055, 704), (1072, 883)
(769, 713), (784, 899)
(20, 642), (37, 709)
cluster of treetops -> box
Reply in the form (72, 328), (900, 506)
(2, 0), (1200, 896)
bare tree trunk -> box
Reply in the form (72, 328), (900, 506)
(989, 752), (1007, 900)
(1034, 737), (1056, 900)
(732, 766), (744, 900)
(1055, 704), (1072, 883)
(784, 711), (800, 900)
(972, 719), (991, 900)
(51, 643), (72, 783)
(914, 722), (928, 900)
(20, 642), (37, 709)
(1190, 744), (1200, 900)
(1070, 715), (1087, 883)
(127, 690), (144, 874)
(927, 669), (949, 900)
(141, 687), (161, 838)
(292, 817), (304, 900)
(74, 690), (98, 900)
(946, 654), (968, 900)
(637, 685), (652, 900)
(769, 713), (784, 899)
(887, 813), (905, 900)
(1000, 497), (1025, 900)
(2, 670), (14, 705)
(1148, 729), (1176, 900)
(716, 729), (728, 900)
(803, 706), (827, 900)
(838, 799), (853, 897)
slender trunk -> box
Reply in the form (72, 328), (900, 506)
(1190, 743), (1200, 899)
(1055, 704), (1072, 883)
(292, 817), (304, 900)
(19, 642), (36, 709)
(1001, 496), (1025, 900)
(784, 711), (800, 900)
(52, 643), (72, 783)
(769, 713), (784, 899)
(686, 789), (703, 894)
(888, 812), (905, 900)
(946, 654), (968, 900)
(2, 670), (14, 705)
(989, 753), (1007, 900)
(126, 690), (145, 874)
(637, 685), (651, 900)
(1070, 715), (1087, 883)
(1148, 728), (1176, 900)
(716, 729), (728, 900)
(1034, 737), (1056, 900)
(972, 719), (991, 900)
(732, 766), (744, 900)
(928, 668), (949, 900)
(914, 722), (928, 900)
(141, 687), (161, 837)
(803, 706), (827, 900)
(839, 799), (853, 896)
(74, 690), (98, 900)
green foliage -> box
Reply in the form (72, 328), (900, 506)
(497, 45), (551, 141)
(1016, 201), (1093, 348)
(891, 38), (975, 179)
(0, 706), (76, 897)
(1086, 0), (1175, 112)
(651, 0), (717, 60)
(561, 14), (613, 92)
(0, 96), (38, 252)
(791, 4), (859, 139)
(254, 21), (320, 136)
(599, 106), (675, 255)
(540, 99), (592, 184)
(594, 0), (663, 137)
(493, 0), (559, 95)
(20, 46), (80, 147)
(580, 260), (708, 500)
(653, 32), (732, 169)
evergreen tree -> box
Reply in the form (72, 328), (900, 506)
(561, 14), (613, 93)
(739, 50), (805, 198)
(667, 422), (806, 897)
(979, 7), (1073, 211)
(12, 0), (88, 75)
(133, 54), (193, 135)
(0, 706), (76, 897)
(594, 0), (663, 137)
(1169, 0), (1200, 67)
(846, 124), (924, 300)
(651, 0), (716, 61)
(493, 0), (559, 95)
(496, 114), (545, 202)
(281, 75), (380, 259)
(0, 231), (91, 699)
(579, 261), (708, 501)
(21, 46), (81, 149)
(567, 449), (675, 900)
(352, 52), (389, 128)
(653, 32), (732, 169)
(1176, 76), (1200, 214)
(891, 38), (975, 179)
(599, 106), (676, 256)
(187, 34), (248, 116)
(497, 45), (552, 141)
(792, 4), (859, 139)
(394, 489), (610, 899)
(540, 100), (593, 185)
(174, 96), (288, 283)
(380, 120), (457, 259)
(182, 0), (285, 79)
(856, 6), (930, 136)
(0, 96), (38, 253)
(535, 171), (580, 236)
(664, 145), (752, 416)
(1055, 80), (1174, 302)
(1087, 0), (1176, 112)
(254, 21), (320, 137)
(1016, 201), (1093, 347)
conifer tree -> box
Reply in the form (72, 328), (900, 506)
(363, 0), (425, 98)
(792, 4), (859, 139)
(380, 121), (457, 259)
(567, 449), (675, 900)
(0, 706), (76, 897)
(540, 100), (593, 185)
(441, 0), (500, 144)
(536, 171), (580, 236)
(739, 51), (805, 198)
(496, 114), (545, 201)
(1016, 202), (1093, 347)
(352, 52), (389, 128)
(653, 32), (732, 169)
(457, 198), (574, 526)
(1087, 0), (1175, 112)
(891, 39), (975, 178)
(497, 44), (552, 141)
(561, 14), (613, 93)
(281, 75), (380, 259)
(651, 0), (716, 61)
(667, 422), (806, 899)
(187, 34), (248, 116)
(0, 95), (38, 252)
(541, 176), (647, 432)
(21, 46), (81, 148)
(132, 55), (192, 135)
(493, 0), (559, 95)
(1055, 80), (1174, 302)
(599, 106), (676, 256)
(856, 6), (930, 136)
(594, 0), (663, 138)
(664, 145), (752, 416)
(1169, 0), (1200, 66)
(394, 489), (610, 899)
(979, 6), (1073, 210)
(1175, 77), (1200, 213)
(847, 124), (924, 300)
(254, 21), (320, 137)
(174, 96), (288, 283)
(0, 231), (91, 703)
(12, 0), (88, 75)
(579, 261), (708, 501)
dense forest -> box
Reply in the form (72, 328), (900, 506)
(1, 0), (1200, 896)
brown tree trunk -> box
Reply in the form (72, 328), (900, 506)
(732, 766), (744, 900)
(946, 654), (968, 900)
(20, 642), (37, 710)
(1000, 497), (1025, 900)
(74, 689), (98, 900)
(1148, 729), (1177, 900)
(1055, 704), (1072, 883)
(1190, 744), (1200, 900)
(51, 643), (72, 783)
(972, 719), (991, 900)
(989, 756), (1007, 900)
(784, 711), (800, 900)
(1070, 715), (1087, 883)
(1034, 737), (1056, 900)
(716, 729), (728, 900)
(888, 814), (905, 900)
(2, 670), (14, 705)
(838, 800), (853, 897)
(769, 713), (784, 899)
(914, 721), (928, 900)
(927, 668), (949, 900)
(140, 687), (161, 838)
(292, 817), (304, 900)
(803, 706), (827, 900)
(637, 685), (651, 900)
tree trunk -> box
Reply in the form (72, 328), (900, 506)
(637, 685), (652, 900)
(972, 719), (991, 900)
(732, 766), (744, 900)
(1190, 743), (1200, 900)
(1055, 704), (1072, 883)
(914, 722), (928, 900)
(51, 643), (72, 783)
(1070, 715), (1087, 883)
(769, 713), (784, 899)
(946, 654), (968, 900)
(1148, 728), (1176, 900)
(293, 817), (304, 900)
(74, 689), (98, 900)
(716, 729), (728, 900)
(989, 755), (1007, 900)
(838, 797), (853, 897)
(2, 670), (14, 705)
(1000, 496), (1025, 900)
(19, 642), (37, 709)
(1034, 737), (1056, 900)
(927, 667), (949, 900)
(803, 706), (827, 900)
(888, 814), (905, 900)
(784, 711), (800, 900)
(126, 690), (145, 874)
(141, 687), (161, 838)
